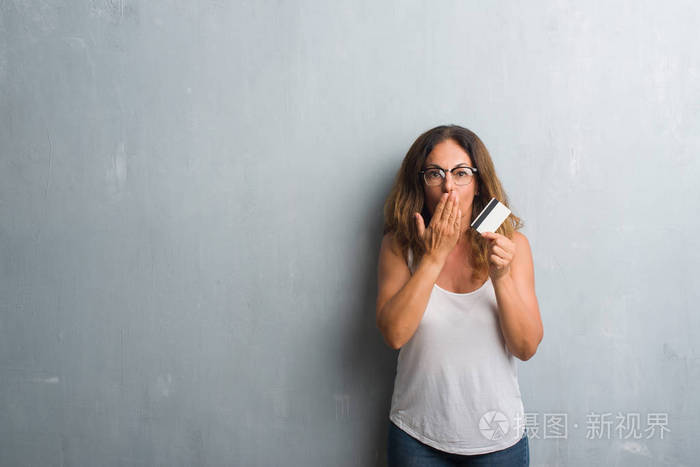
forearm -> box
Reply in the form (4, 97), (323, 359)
(492, 273), (541, 360)
(378, 255), (444, 350)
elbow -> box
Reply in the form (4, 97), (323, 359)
(517, 330), (543, 361)
(387, 339), (402, 351)
(376, 316), (402, 350)
(515, 345), (536, 361)
(389, 336), (404, 350)
(376, 305), (405, 350)
(382, 328), (404, 351)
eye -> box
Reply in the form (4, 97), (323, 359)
(427, 170), (442, 179)
(454, 169), (470, 177)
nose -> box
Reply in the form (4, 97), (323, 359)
(442, 171), (456, 193)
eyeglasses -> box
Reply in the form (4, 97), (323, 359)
(419, 166), (478, 186)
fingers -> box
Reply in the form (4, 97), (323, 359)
(415, 213), (425, 238)
(444, 191), (456, 223)
(421, 192), (463, 261)
(432, 192), (450, 225)
(491, 244), (513, 262)
(438, 191), (455, 227)
(490, 254), (504, 266)
(447, 192), (459, 227)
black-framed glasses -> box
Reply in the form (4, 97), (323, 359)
(419, 166), (478, 186)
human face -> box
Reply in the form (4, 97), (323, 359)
(422, 138), (478, 229)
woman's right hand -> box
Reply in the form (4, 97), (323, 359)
(414, 191), (462, 265)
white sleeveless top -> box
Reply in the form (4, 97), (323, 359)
(389, 248), (526, 455)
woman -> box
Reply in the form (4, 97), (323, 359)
(376, 125), (543, 466)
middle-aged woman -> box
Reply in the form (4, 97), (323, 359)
(376, 124), (543, 466)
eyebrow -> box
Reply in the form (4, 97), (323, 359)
(424, 163), (471, 170)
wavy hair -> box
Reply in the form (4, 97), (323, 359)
(382, 124), (524, 282)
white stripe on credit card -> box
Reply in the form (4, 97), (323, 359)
(470, 198), (511, 234)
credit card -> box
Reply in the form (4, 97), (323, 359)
(470, 198), (511, 234)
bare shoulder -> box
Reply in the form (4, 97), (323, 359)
(510, 231), (535, 273)
(376, 231), (411, 315)
(378, 232), (410, 278)
(510, 231), (535, 285)
(380, 231), (403, 259)
(512, 230), (529, 243)
(512, 231), (532, 255)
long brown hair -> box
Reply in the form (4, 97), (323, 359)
(382, 124), (524, 281)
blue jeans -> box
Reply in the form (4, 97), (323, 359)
(387, 420), (529, 466)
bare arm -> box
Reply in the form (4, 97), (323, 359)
(376, 191), (460, 349)
(375, 234), (444, 350)
(482, 230), (543, 361)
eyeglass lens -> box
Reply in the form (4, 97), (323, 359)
(423, 168), (474, 186)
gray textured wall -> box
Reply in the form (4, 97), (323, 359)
(1, 1), (699, 466)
